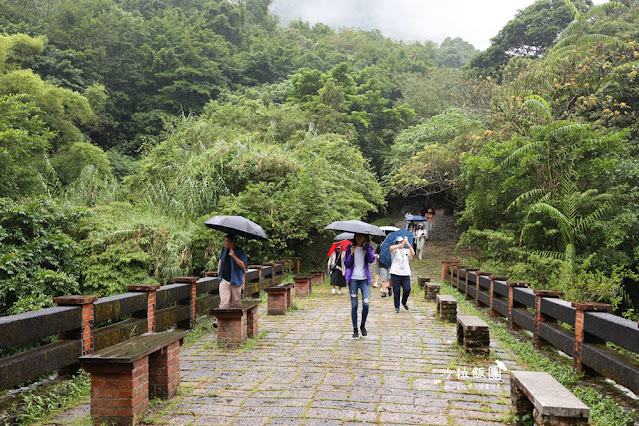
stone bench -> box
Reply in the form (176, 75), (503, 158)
(264, 282), (294, 315)
(79, 331), (186, 425)
(456, 315), (490, 356)
(424, 282), (440, 301)
(417, 275), (431, 287)
(510, 371), (590, 425)
(213, 299), (261, 347)
(436, 294), (457, 322)
(293, 274), (313, 297)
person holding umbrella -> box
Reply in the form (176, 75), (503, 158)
(327, 245), (346, 294)
(389, 235), (415, 313)
(344, 233), (376, 339)
(217, 234), (248, 305)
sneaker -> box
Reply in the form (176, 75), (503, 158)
(395, 308), (400, 313)
(337, 289), (342, 294)
(360, 325), (367, 338)
(332, 288), (336, 294)
(352, 329), (359, 339)
(403, 303), (409, 310)
(373, 283), (379, 288)
(382, 292), (387, 298)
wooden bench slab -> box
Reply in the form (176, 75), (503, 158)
(80, 331), (186, 364)
(511, 371), (590, 421)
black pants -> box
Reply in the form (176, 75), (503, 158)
(390, 274), (411, 309)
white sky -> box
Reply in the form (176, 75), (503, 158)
(272, 0), (608, 51)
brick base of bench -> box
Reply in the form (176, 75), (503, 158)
(265, 282), (294, 315)
(437, 294), (457, 322)
(425, 283), (440, 301)
(213, 300), (261, 348)
(293, 275), (312, 297)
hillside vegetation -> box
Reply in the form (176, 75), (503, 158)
(0, 0), (638, 320)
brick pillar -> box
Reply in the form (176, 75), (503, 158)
(174, 277), (199, 329)
(54, 295), (98, 377)
(489, 276), (507, 317)
(475, 271), (492, 306)
(507, 282), (529, 330)
(83, 358), (149, 425)
(572, 302), (612, 375)
(464, 268), (480, 300)
(127, 285), (161, 333)
(149, 338), (183, 399)
(441, 260), (460, 283)
(533, 290), (564, 348)
(294, 258), (301, 275)
(215, 310), (247, 348)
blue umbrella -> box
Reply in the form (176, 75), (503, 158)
(404, 215), (427, 222)
(379, 229), (414, 267)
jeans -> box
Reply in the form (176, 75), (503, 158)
(390, 274), (411, 309)
(348, 279), (370, 329)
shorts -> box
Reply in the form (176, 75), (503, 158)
(371, 262), (380, 275)
(379, 267), (390, 282)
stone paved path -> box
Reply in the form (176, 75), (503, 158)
(140, 283), (517, 425)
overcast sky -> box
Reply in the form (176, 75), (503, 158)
(271, 0), (608, 51)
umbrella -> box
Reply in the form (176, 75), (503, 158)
(379, 226), (400, 235)
(404, 215), (427, 222)
(334, 232), (354, 241)
(324, 220), (385, 237)
(327, 239), (351, 257)
(204, 215), (268, 241)
(379, 229), (414, 267)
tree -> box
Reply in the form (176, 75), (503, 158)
(437, 37), (477, 68)
(469, 0), (589, 76)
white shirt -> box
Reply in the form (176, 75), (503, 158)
(351, 246), (367, 280)
(389, 248), (412, 276)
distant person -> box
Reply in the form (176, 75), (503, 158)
(217, 234), (247, 305)
(389, 235), (414, 313)
(415, 223), (427, 260)
(378, 245), (391, 298)
(372, 245), (381, 289)
(425, 208), (435, 239)
(344, 233), (376, 339)
(327, 245), (346, 294)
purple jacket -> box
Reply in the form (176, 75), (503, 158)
(343, 244), (376, 284)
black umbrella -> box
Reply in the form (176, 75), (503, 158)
(324, 220), (385, 237)
(204, 215), (268, 241)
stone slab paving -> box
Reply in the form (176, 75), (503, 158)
(144, 285), (517, 425)
(46, 282), (518, 425)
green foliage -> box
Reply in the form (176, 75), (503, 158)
(0, 94), (54, 199)
(0, 198), (85, 316)
(49, 141), (113, 185)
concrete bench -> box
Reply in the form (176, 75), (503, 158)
(510, 371), (590, 425)
(264, 282), (294, 315)
(213, 299), (261, 347)
(424, 282), (440, 301)
(80, 331), (186, 425)
(310, 270), (325, 285)
(293, 274), (313, 297)
(436, 294), (457, 322)
(456, 315), (490, 356)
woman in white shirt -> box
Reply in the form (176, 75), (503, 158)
(389, 236), (415, 313)
(415, 223), (427, 260)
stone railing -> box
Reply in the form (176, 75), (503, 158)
(441, 260), (639, 395)
(0, 259), (294, 393)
